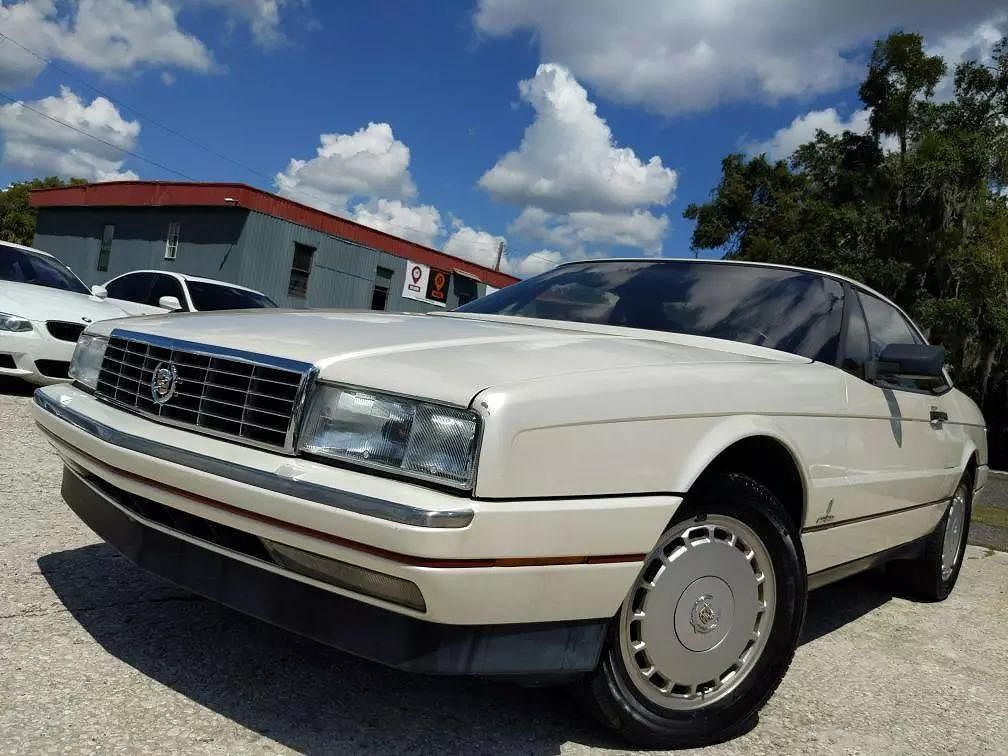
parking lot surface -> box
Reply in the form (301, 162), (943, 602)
(1, 386), (1006, 755)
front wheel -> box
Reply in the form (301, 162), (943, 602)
(577, 473), (806, 748)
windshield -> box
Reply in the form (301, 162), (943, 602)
(186, 280), (277, 311)
(456, 260), (845, 362)
(0, 243), (90, 295)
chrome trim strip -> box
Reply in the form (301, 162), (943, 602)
(286, 366), (319, 451)
(110, 329), (316, 374)
(801, 497), (949, 534)
(35, 389), (475, 529)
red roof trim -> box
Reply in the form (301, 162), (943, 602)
(29, 181), (518, 288)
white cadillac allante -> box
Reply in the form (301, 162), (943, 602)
(33, 259), (986, 747)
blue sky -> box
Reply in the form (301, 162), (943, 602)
(0, 1), (1005, 275)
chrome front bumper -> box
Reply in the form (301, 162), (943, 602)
(34, 384), (678, 626)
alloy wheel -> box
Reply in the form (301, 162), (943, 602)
(941, 484), (969, 581)
(618, 515), (777, 710)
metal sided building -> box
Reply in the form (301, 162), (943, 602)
(29, 182), (517, 311)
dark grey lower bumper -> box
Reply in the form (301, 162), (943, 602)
(60, 466), (608, 677)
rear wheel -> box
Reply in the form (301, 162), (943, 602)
(889, 472), (973, 601)
(578, 473), (806, 748)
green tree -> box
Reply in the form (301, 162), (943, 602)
(685, 31), (1008, 464)
(0, 176), (86, 246)
(859, 32), (946, 159)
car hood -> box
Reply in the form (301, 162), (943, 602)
(0, 280), (143, 322)
(87, 310), (808, 406)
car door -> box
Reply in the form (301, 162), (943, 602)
(841, 288), (960, 522)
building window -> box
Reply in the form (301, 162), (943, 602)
(97, 224), (114, 271)
(288, 242), (315, 298)
(370, 266), (394, 310)
(164, 222), (181, 260)
(453, 272), (478, 306)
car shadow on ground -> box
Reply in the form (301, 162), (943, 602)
(37, 543), (898, 753)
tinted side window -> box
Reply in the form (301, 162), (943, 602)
(186, 281), (275, 310)
(148, 275), (187, 309)
(106, 272), (155, 303)
(857, 291), (937, 391)
(857, 292), (920, 356)
(841, 293), (871, 379)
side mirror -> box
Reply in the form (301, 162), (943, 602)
(91, 284), (107, 300)
(876, 343), (946, 379)
(158, 295), (183, 312)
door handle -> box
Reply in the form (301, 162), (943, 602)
(930, 408), (948, 428)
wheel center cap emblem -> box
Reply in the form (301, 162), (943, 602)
(151, 362), (178, 404)
(690, 594), (721, 634)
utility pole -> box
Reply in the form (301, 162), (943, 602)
(494, 240), (505, 271)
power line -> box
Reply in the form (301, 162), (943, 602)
(0, 30), (274, 185)
(0, 89), (196, 180)
(0, 30), (480, 242)
(0, 31), (443, 238)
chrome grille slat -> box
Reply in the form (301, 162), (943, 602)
(183, 367), (302, 387)
(187, 392), (294, 418)
(94, 332), (312, 453)
(182, 406), (286, 435)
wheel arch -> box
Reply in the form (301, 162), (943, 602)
(681, 426), (808, 533)
(963, 447), (979, 492)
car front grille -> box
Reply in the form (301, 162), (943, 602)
(95, 330), (314, 452)
(46, 321), (86, 342)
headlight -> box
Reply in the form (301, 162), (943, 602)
(0, 312), (32, 332)
(68, 334), (108, 391)
(299, 384), (480, 489)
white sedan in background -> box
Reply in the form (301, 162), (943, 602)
(0, 241), (156, 386)
(103, 270), (276, 312)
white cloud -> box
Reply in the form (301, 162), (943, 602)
(479, 63), (676, 214)
(745, 105), (906, 161)
(0, 0), (216, 88)
(478, 64), (673, 258)
(442, 223), (506, 269)
(275, 122), (416, 212)
(504, 249), (563, 277)
(0, 86), (140, 181)
(745, 16), (1008, 164)
(510, 206), (668, 255)
(189, 0), (299, 47)
(475, 0), (1008, 115)
(928, 14), (1008, 101)
(441, 223), (563, 277)
(745, 108), (872, 161)
(352, 198), (442, 247)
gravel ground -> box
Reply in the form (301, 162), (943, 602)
(1, 384), (1006, 755)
